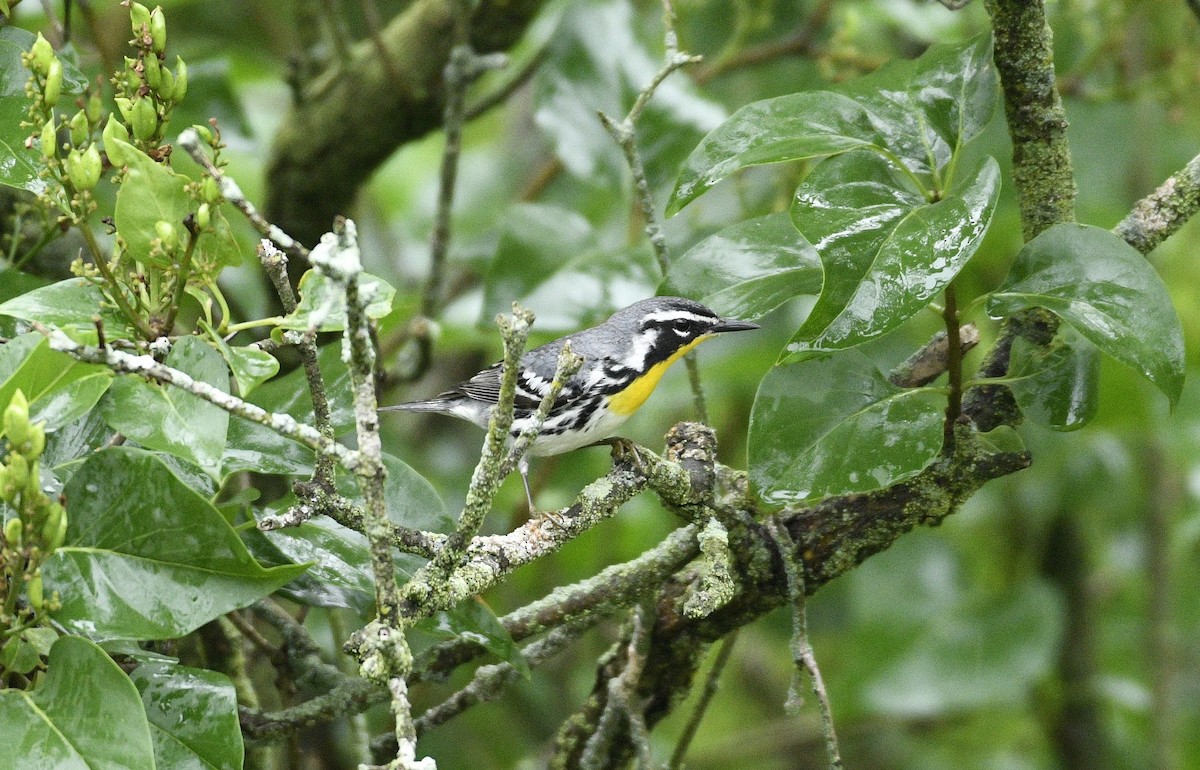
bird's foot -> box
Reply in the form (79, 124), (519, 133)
(593, 436), (647, 474)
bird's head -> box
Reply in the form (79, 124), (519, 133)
(599, 296), (759, 372)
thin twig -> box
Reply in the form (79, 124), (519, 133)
(41, 325), (361, 467)
(692, 0), (833, 85)
(414, 618), (590, 735)
(177, 128), (309, 262)
(254, 240), (338, 529)
(889, 324), (980, 388)
(313, 220), (428, 769)
(424, 43), (508, 318)
(668, 631), (739, 770)
(598, 0), (706, 420)
(767, 519), (842, 770)
(360, 0), (401, 81)
(464, 44), (550, 121)
(498, 342), (584, 477)
(580, 603), (656, 769)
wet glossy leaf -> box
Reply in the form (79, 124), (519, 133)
(662, 212), (822, 320)
(44, 447), (308, 639)
(749, 351), (945, 504)
(205, 325), (278, 396)
(130, 662), (243, 770)
(246, 341), (353, 435)
(865, 580), (1061, 717)
(101, 335), (229, 478)
(1006, 332), (1099, 431)
(0, 636), (155, 769)
(0, 29), (88, 193)
(782, 153), (1000, 361)
(0, 277), (137, 338)
(668, 34), (995, 213)
(482, 203), (658, 332)
(0, 333), (112, 432)
(280, 270), (395, 332)
(988, 223), (1185, 405)
(222, 416), (315, 477)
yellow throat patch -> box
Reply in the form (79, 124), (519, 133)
(606, 335), (710, 416)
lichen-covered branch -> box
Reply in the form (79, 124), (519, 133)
(178, 128), (309, 262)
(1114, 151), (1200, 255)
(42, 327), (361, 468)
(551, 427), (1030, 769)
(310, 219), (429, 769)
(985, 0), (1077, 239)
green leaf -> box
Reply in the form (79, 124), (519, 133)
(0, 277), (137, 338)
(222, 417), (315, 477)
(0, 28), (88, 193)
(782, 152), (1000, 361)
(204, 324), (279, 396)
(44, 447), (308, 639)
(279, 270), (395, 332)
(668, 34), (995, 213)
(101, 335), (230, 478)
(662, 212), (822, 320)
(749, 351), (945, 504)
(0, 333), (112, 432)
(988, 223), (1186, 405)
(0, 636), (156, 769)
(667, 91), (878, 215)
(130, 662), (244, 770)
(483, 203), (595, 321)
(1005, 332), (1099, 431)
(113, 140), (192, 267)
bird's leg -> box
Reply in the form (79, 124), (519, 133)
(520, 455), (570, 530)
(518, 455), (537, 513)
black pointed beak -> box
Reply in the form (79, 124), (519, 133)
(712, 318), (760, 333)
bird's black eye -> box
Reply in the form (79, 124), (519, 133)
(670, 318), (692, 335)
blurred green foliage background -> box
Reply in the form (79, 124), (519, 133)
(7, 0), (1200, 768)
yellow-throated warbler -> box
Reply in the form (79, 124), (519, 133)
(381, 297), (759, 508)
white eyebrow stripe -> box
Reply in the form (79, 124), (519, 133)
(641, 310), (713, 325)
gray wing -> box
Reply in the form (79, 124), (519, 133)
(451, 339), (582, 409)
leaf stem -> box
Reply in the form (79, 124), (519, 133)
(79, 225), (155, 340)
(162, 223), (199, 334)
(942, 282), (963, 449)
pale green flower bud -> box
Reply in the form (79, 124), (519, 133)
(150, 7), (167, 54)
(3, 516), (21, 549)
(29, 33), (54, 75)
(172, 58), (187, 102)
(155, 220), (179, 251)
(102, 115), (132, 166)
(43, 59), (63, 107)
(69, 110), (89, 145)
(129, 2), (151, 35)
(130, 98), (157, 142)
(39, 117), (57, 160)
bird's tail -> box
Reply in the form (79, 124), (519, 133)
(378, 399), (451, 413)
